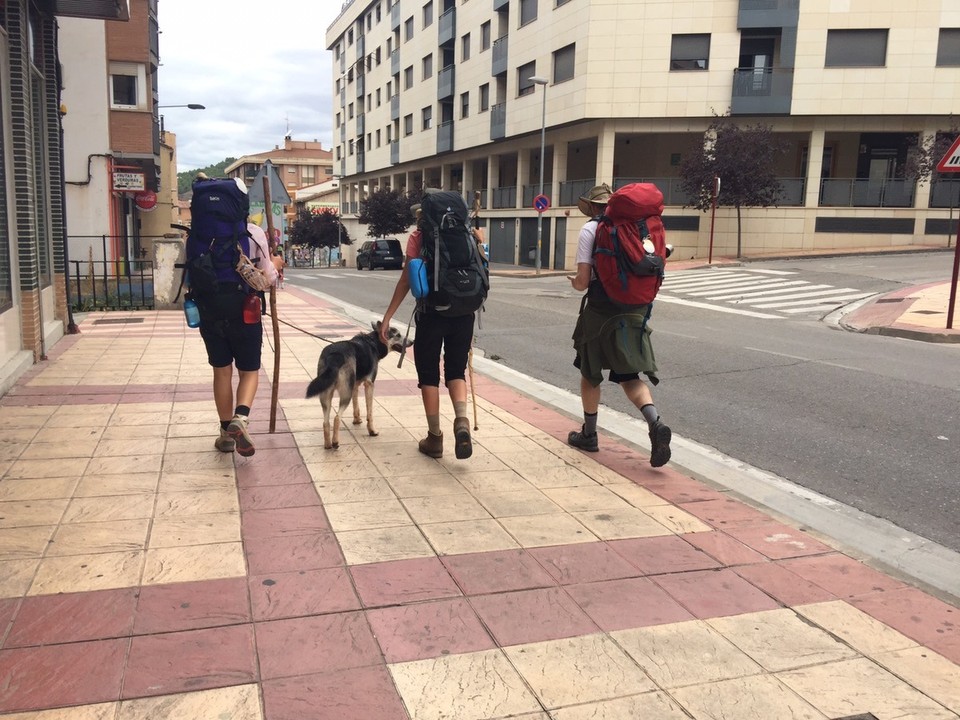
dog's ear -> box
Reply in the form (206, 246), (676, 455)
(371, 320), (381, 333)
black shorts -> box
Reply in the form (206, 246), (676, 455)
(197, 291), (263, 371)
(413, 312), (474, 387)
(572, 354), (639, 384)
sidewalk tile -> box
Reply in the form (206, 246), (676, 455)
(550, 692), (689, 720)
(134, 577), (251, 634)
(684, 530), (768, 566)
(671, 675), (827, 720)
(470, 587), (598, 646)
(724, 521), (835, 560)
(653, 568), (781, 618)
(401, 494), (491, 525)
(850, 587), (960, 663)
(530, 541), (640, 585)
(608, 535), (721, 575)
(389, 649), (541, 720)
(123, 624), (257, 698)
(238, 483), (322, 511)
(118, 685), (261, 720)
(505, 633), (655, 709)
(249, 567), (360, 621)
(48, 518), (149, 556)
(499, 513), (596, 547)
(142, 542), (245, 585)
(336, 526), (434, 565)
(733, 562), (837, 606)
(570, 506), (672, 541)
(566, 577), (695, 632)
(473, 488), (562, 517)
(420, 518), (519, 555)
(6, 587), (137, 647)
(795, 600), (919, 656)
(0, 559), (39, 597)
(678, 497), (774, 528)
(241, 506), (332, 538)
(780, 553), (907, 599)
(351, 556), (460, 607)
(874, 646), (960, 712)
(0, 638), (127, 712)
(441, 548), (557, 595)
(254, 611), (381, 680)
(244, 531), (344, 574)
(29, 550), (143, 595)
(262, 665), (408, 720)
(367, 597), (495, 663)
(314, 477), (395, 504)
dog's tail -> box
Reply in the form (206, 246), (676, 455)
(305, 361), (340, 399)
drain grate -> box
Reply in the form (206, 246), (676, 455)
(92, 318), (146, 325)
(876, 298), (905, 304)
(912, 309), (942, 315)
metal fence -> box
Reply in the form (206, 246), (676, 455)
(68, 258), (154, 311)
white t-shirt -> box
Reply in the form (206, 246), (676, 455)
(575, 219), (600, 266)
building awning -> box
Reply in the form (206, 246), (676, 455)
(52, 0), (129, 20)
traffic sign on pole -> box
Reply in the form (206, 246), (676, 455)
(533, 194), (550, 213)
(937, 135), (960, 172)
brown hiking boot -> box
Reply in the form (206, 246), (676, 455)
(453, 417), (472, 459)
(418, 431), (443, 458)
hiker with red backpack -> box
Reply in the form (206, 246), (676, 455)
(566, 183), (673, 467)
(379, 189), (489, 460)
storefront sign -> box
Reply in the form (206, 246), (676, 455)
(112, 172), (145, 191)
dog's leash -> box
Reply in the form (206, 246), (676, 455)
(262, 311), (350, 345)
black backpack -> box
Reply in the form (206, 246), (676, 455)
(184, 178), (251, 298)
(419, 191), (489, 317)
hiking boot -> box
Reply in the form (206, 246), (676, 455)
(418, 431), (443, 458)
(649, 420), (672, 468)
(568, 426), (599, 452)
(214, 428), (236, 453)
(453, 417), (472, 460)
(227, 415), (255, 457)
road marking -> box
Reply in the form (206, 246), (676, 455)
(754, 291), (872, 309)
(708, 281), (821, 299)
(686, 278), (804, 296)
(744, 346), (865, 373)
(656, 295), (784, 319)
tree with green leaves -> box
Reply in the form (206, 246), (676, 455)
(357, 187), (421, 238)
(289, 208), (351, 267)
(680, 115), (788, 258)
(176, 158), (237, 196)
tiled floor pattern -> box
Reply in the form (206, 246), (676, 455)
(0, 291), (957, 718)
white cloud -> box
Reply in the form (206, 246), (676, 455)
(158, 1), (341, 169)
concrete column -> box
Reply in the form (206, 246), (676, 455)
(552, 140), (568, 206)
(517, 149), (530, 209)
(805, 127), (826, 208)
(596, 124), (616, 185)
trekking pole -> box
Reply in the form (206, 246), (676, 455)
(468, 345), (478, 431)
(263, 176), (281, 434)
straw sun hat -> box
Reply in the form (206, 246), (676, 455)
(577, 184), (612, 217)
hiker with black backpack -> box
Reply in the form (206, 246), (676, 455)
(184, 176), (277, 457)
(379, 189), (489, 460)
(566, 183), (673, 467)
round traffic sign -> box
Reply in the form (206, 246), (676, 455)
(134, 190), (158, 212)
(533, 194), (550, 213)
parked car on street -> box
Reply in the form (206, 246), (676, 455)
(356, 238), (403, 270)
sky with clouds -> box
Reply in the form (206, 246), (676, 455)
(158, 1), (343, 170)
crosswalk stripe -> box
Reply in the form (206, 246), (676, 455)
(663, 274), (755, 290)
(778, 295), (873, 313)
(738, 269), (797, 275)
(752, 290), (870, 308)
(706, 281), (815, 299)
(656, 295), (784, 319)
(686, 278), (804, 296)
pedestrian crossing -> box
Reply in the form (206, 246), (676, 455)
(659, 269), (874, 317)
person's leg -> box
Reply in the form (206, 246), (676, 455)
(413, 315), (444, 457)
(212, 364), (236, 453)
(621, 378), (671, 467)
(569, 376), (602, 452)
(227, 322), (263, 457)
(441, 315), (475, 459)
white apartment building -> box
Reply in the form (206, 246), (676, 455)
(326, 0), (960, 268)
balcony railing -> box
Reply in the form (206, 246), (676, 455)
(356, 113), (365, 136)
(390, 140), (399, 165)
(439, 7), (456, 45)
(738, 0), (799, 28)
(391, 48), (400, 75)
(522, 183), (551, 207)
(492, 185), (517, 209)
(390, 93), (400, 121)
(492, 36), (508, 76)
(929, 178), (960, 208)
(437, 120), (454, 153)
(820, 178), (917, 208)
(493, 0), (508, 10)
(391, 0), (401, 30)
(731, 68), (793, 115)
(559, 179), (596, 207)
(438, 65), (455, 100)
(490, 102), (506, 140)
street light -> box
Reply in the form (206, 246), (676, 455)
(529, 76), (548, 275)
(157, 103), (205, 137)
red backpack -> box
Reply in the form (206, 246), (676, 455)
(592, 183), (667, 308)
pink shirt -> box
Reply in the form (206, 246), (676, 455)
(247, 223), (279, 287)
(405, 229), (422, 259)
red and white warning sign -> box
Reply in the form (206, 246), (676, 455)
(937, 135), (960, 172)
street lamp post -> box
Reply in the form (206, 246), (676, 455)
(157, 103), (205, 138)
(529, 76), (548, 275)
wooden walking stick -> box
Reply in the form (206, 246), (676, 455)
(262, 176), (282, 433)
(468, 345), (478, 431)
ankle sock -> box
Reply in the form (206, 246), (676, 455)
(453, 400), (468, 419)
(234, 405), (251, 418)
(220, 420), (231, 431)
(583, 411), (598, 435)
(640, 404), (658, 426)
(427, 414), (441, 435)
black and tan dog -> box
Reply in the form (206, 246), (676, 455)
(305, 321), (411, 449)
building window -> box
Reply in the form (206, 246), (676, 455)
(670, 34), (710, 70)
(422, 105), (433, 130)
(405, 16), (414, 41)
(519, 0), (537, 26)
(481, 21), (491, 51)
(303, 166), (316, 184)
(348, 102), (354, 119)
(423, 53), (433, 80)
(553, 43), (575, 83)
(404, 65), (414, 89)
(517, 61), (537, 96)
(109, 62), (146, 108)
(462, 33), (471, 62)
(479, 83), (490, 111)
(937, 28), (960, 66)
(404, 113), (414, 135)
(460, 91), (469, 118)
(825, 29), (888, 67)
(423, 0), (433, 28)
(376, 88), (382, 106)
(376, 129), (381, 147)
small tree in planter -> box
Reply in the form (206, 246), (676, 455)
(289, 208), (351, 267)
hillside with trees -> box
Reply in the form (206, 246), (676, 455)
(177, 157), (237, 196)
